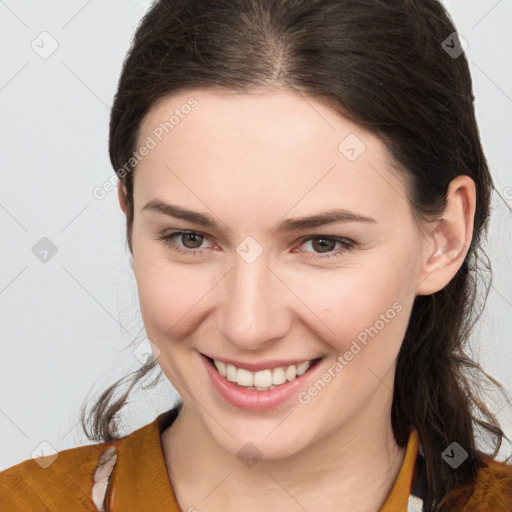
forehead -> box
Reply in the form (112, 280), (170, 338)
(134, 88), (410, 224)
(139, 87), (382, 151)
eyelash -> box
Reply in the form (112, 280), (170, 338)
(156, 230), (355, 260)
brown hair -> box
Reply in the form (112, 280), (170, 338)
(80, 0), (511, 510)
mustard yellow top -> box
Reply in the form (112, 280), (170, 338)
(1, 408), (510, 511)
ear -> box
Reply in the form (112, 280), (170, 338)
(415, 175), (476, 296)
(117, 180), (134, 263)
(117, 180), (129, 215)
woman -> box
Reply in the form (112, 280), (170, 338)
(1, 0), (511, 511)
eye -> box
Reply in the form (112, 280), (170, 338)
(157, 230), (355, 261)
(157, 230), (213, 258)
(295, 236), (355, 260)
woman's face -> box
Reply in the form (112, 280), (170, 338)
(124, 88), (430, 459)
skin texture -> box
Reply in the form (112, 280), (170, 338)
(117, 88), (476, 512)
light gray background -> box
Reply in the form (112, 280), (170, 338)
(1, 0), (511, 470)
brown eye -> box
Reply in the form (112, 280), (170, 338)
(310, 238), (337, 253)
(179, 232), (204, 249)
(157, 230), (212, 258)
(297, 236), (355, 260)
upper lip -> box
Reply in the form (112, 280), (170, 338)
(202, 353), (321, 372)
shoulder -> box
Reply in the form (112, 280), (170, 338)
(444, 455), (512, 511)
(0, 408), (179, 511)
(463, 456), (512, 510)
(0, 439), (119, 510)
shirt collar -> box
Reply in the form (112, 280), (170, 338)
(105, 410), (422, 512)
(378, 428), (423, 512)
(105, 408), (180, 511)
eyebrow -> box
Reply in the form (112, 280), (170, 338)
(142, 198), (376, 233)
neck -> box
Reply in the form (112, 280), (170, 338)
(162, 386), (407, 512)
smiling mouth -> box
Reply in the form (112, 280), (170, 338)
(205, 355), (323, 391)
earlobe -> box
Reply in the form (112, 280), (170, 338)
(414, 175), (476, 296)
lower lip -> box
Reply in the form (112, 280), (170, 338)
(201, 354), (321, 412)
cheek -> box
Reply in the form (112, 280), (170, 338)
(290, 264), (410, 356)
(133, 250), (216, 341)
(132, 230), (416, 356)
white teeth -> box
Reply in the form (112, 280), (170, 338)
(226, 363), (237, 382)
(212, 357), (316, 390)
(272, 367), (287, 385)
(296, 361), (311, 376)
(237, 368), (253, 387)
(214, 360), (226, 377)
(285, 365), (297, 381)
(253, 369), (272, 388)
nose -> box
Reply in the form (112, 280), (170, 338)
(217, 251), (291, 351)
